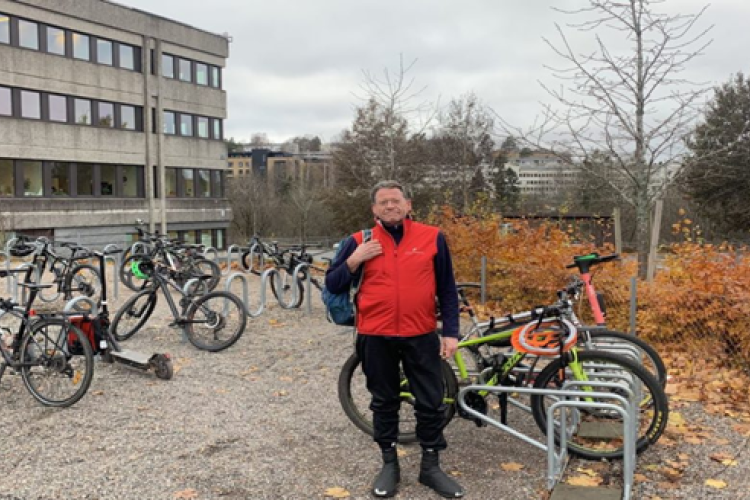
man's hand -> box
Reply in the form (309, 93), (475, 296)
(440, 336), (458, 360)
(346, 239), (383, 272)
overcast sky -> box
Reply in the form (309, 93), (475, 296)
(119, 0), (750, 144)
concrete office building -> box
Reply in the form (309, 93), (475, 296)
(0, 0), (231, 249)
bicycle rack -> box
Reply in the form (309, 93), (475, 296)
(227, 267), (279, 318)
(242, 243), (264, 273)
(62, 296), (99, 317)
(5, 263), (35, 304)
(223, 245), (243, 276)
(457, 382), (635, 500)
(103, 244), (121, 301)
(201, 246), (219, 263)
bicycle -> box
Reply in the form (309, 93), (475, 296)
(455, 253), (667, 388)
(270, 244), (327, 309)
(0, 269), (94, 407)
(10, 236), (102, 311)
(111, 256), (247, 352)
(338, 304), (669, 461)
(119, 223), (220, 293)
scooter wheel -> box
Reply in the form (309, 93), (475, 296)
(152, 354), (174, 380)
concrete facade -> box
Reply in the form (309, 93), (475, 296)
(0, 0), (231, 248)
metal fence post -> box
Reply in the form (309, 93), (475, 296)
(629, 277), (637, 336)
(480, 256), (487, 305)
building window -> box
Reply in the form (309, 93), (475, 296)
(165, 168), (177, 197)
(0, 14), (9, 44)
(121, 165), (140, 197)
(162, 53), (174, 78)
(212, 118), (222, 140)
(197, 169), (210, 197)
(77, 163), (94, 196)
(74, 98), (91, 125)
(100, 164), (116, 196)
(181, 169), (194, 197)
(98, 101), (114, 127)
(211, 170), (223, 197)
(197, 116), (209, 138)
(215, 229), (225, 250)
(72, 33), (90, 60)
(178, 58), (192, 82)
(50, 162), (70, 196)
(195, 63), (208, 85)
(18, 20), (39, 50)
(179, 114), (193, 137)
(210, 66), (220, 88)
(119, 44), (135, 70)
(48, 94), (68, 122)
(163, 111), (176, 134)
(120, 105), (136, 130)
(21, 161), (43, 196)
(0, 159), (13, 197)
(46, 26), (65, 55)
(96, 39), (113, 65)
(0, 86), (10, 116)
(20, 90), (41, 119)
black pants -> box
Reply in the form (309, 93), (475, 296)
(356, 332), (447, 451)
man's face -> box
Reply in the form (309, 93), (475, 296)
(372, 188), (412, 226)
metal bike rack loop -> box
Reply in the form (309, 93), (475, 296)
(224, 272), (251, 316)
(201, 246), (219, 263)
(458, 383), (635, 500)
(224, 245), (242, 276)
(62, 296), (99, 317)
(103, 244), (122, 301)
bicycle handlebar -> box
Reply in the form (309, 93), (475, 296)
(566, 253), (620, 269)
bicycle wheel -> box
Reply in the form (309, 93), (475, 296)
(583, 329), (667, 388)
(337, 352), (458, 443)
(20, 318), (94, 407)
(241, 251), (265, 275)
(65, 264), (102, 311)
(184, 291), (247, 351)
(119, 254), (150, 292)
(530, 350), (668, 460)
(192, 258), (221, 292)
(111, 290), (158, 341)
(270, 268), (304, 308)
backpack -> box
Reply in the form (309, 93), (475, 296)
(68, 315), (108, 354)
(322, 229), (372, 326)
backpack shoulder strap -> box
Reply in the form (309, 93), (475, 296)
(351, 228), (372, 295)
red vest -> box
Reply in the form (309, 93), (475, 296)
(355, 218), (439, 336)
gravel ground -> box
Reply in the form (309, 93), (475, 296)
(1, 274), (749, 500)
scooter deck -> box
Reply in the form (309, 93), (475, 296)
(110, 349), (152, 366)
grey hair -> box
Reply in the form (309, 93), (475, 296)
(370, 180), (411, 204)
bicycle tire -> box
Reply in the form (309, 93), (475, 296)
(119, 254), (151, 292)
(584, 329), (667, 388)
(530, 349), (668, 460)
(241, 251), (265, 275)
(193, 258), (221, 292)
(337, 352), (458, 443)
(20, 317), (94, 407)
(270, 268), (305, 308)
(65, 264), (102, 311)
(184, 291), (247, 351)
(111, 290), (158, 341)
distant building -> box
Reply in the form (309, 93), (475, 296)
(503, 152), (580, 196)
(0, 0), (231, 249)
(228, 148), (334, 189)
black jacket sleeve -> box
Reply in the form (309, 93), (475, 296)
(324, 236), (359, 294)
(435, 232), (459, 339)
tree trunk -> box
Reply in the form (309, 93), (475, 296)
(635, 194), (650, 280)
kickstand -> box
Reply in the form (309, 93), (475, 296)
(499, 392), (508, 425)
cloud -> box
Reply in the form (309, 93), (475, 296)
(120, 0), (750, 143)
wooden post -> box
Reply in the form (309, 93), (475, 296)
(613, 207), (622, 255)
(646, 199), (663, 283)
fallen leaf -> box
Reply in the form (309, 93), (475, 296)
(324, 487), (350, 498)
(449, 470), (462, 477)
(705, 479), (727, 489)
(566, 475), (603, 487)
(500, 462), (524, 472)
(634, 473), (650, 482)
(575, 468), (598, 477)
(173, 489), (198, 499)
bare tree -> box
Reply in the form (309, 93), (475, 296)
(433, 93), (495, 210)
(227, 172), (276, 241)
(499, 0), (712, 277)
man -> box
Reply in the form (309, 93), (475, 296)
(325, 180), (463, 498)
